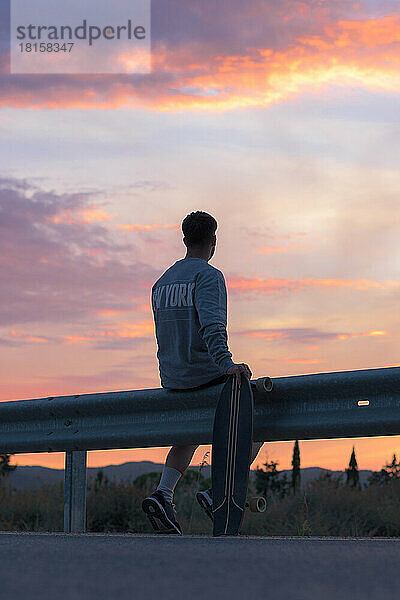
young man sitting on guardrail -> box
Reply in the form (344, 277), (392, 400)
(142, 210), (263, 534)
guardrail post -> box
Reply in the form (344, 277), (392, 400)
(64, 450), (87, 533)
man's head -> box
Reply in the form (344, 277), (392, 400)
(182, 211), (217, 261)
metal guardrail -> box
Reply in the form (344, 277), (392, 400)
(1, 366), (399, 533)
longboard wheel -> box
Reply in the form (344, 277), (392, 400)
(247, 497), (267, 513)
(255, 377), (273, 394)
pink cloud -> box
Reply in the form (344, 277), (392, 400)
(0, 177), (158, 327)
(233, 327), (388, 344)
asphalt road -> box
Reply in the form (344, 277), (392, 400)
(1, 532), (400, 600)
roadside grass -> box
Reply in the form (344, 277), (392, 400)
(1, 471), (400, 536)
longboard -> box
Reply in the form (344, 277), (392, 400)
(212, 372), (253, 536)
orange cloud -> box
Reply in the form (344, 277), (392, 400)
(52, 206), (117, 224)
(117, 223), (179, 231)
(227, 276), (398, 294)
(299, 14), (400, 49)
(283, 358), (327, 364)
(98, 320), (154, 339)
(94, 309), (121, 317)
(4, 321), (156, 350)
(256, 246), (288, 254)
(138, 304), (152, 313)
(263, 357), (328, 364)
(116, 48), (151, 74)
(61, 335), (93, 344)
(60, 320), (154, 346)
(179, 15), (400, 111)
(1, 15), (398, 111)
(8, 330), (51, 344)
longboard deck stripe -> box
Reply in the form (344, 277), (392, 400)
(224, 376), (236, 510)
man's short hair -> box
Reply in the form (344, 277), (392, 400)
(182, 211), (217, 247)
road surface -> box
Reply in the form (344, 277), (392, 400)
(1, 532), (400, 599)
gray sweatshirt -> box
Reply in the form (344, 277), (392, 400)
(151, 256), (235, 389)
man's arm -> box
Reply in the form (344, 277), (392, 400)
(193, 269), (235, 373)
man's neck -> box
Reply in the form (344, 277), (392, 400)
(185, 253), (207, 261)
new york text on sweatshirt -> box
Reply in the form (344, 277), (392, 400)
(151, 257), (234, 389)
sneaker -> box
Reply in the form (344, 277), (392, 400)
(142, 490), (182, 535)
(196, 488), (213, 521)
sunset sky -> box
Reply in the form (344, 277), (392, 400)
(0, 0), (399, 473)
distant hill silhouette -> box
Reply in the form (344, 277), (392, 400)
(2, 461), (374, 490)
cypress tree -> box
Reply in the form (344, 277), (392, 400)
(291, 440), (301, 495)
(345, 446), (361, 490)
